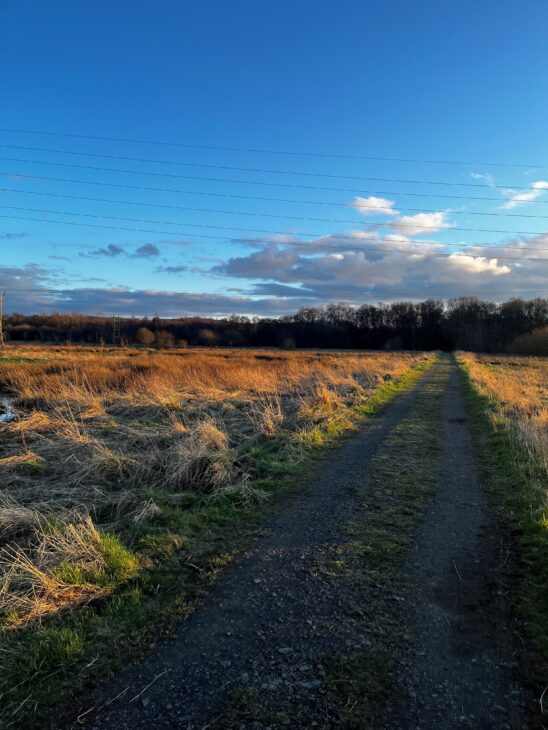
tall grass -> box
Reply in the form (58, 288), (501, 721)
(0, 345), (425, 626)
(459, 353), (547, 480)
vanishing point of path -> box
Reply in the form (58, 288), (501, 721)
(60, 357), (532, 730)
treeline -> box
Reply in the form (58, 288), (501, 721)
(4, 297), (548, 354)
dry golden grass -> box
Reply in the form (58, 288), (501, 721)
(247, 393), (285, 438)
(0, 491), (44, 539)
(459, 352), (547, 479)
(0, 516), (104, 625)
(0, 344), (425, 625)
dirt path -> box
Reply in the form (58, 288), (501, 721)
(383, 361), (530, 729)
(60, 358), (529, 729)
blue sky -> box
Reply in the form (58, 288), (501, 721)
(1, 0), (548, 316)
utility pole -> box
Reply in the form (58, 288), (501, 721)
(0, 291), (5, 350)
(112, 315), (120, 346)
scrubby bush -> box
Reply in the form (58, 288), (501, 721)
(197, 328), (220, 347)
(155, 330), (175, 349)
(510, 327), (548, 356)
(136, 327), (155, 347)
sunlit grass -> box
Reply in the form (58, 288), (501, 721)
(0, 345), (429, 628)
(458, 352), (547, 480)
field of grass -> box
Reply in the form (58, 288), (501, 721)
(0, 344), (432, 727)
(459, 353), (548, 672)
(459, 353), (547, 478)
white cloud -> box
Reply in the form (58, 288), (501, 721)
(446, 253), (510, 275)
(502, 180), (548, 209)
(352, 196), (397, 217)
(211, 230), (543, 305)
(390, 211), (453, 235)
(4, 231), (546, 316)
(383, 233), (410, 243)
(5, 177), (546, 316)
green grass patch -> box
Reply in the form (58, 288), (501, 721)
(51, 534), (139, 587)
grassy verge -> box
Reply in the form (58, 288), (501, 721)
(322, 359), (449, 727)
(458, 359), (548, 690)
(0, 356), (437, 729)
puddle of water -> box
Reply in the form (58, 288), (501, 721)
(0, 397), (15, 422)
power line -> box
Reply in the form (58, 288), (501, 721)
(4, 170), (548, 208)
(2, 202), (548, 238)
(2, 206), (548, 254)
(1, 212), (548, 261)
(0, 126), (545, 171)
(5, 184), (548, 224)
(4, 156), (548, 204)
(0, 144), (539, 191)
(1, 285), (546, 298)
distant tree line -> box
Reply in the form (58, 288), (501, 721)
(4, 297), (548, 354)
